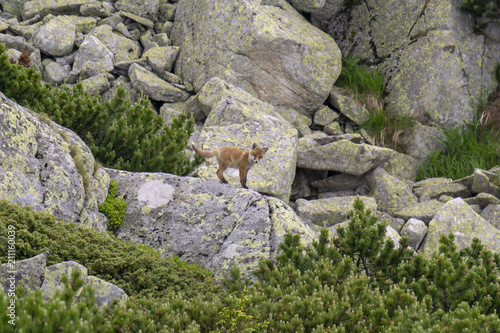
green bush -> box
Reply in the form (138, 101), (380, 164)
(98, 179), (127, 230)
(0, 42), (200, 176)
(460, 0), (500, 19)
(417, 119), (500, 180)
(0, 200), (222, 301)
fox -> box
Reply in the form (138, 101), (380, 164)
(192, 142), (269, 189)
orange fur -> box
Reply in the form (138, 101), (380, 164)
(192, 143), (269, 189)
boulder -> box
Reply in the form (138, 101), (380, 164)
(400, 123), (445, 165)
(311, 173), (365, 193)
(171, 0), (341, 114)
(323, 0), (494, 129)
(297, 139), (394, 176)
(85, 276), (128, 307)
(0, 92), (109, 230)
(313, 105), (339, 127)
(0, 0), (29, 17)
(481, 204), (500, 228)
(413, 182), (470, 199)
(366, 167), (418, 215)
(72, 35), (114, 78)
(328, 87), (370, 125)
(31, 16), (76, 57)
(80, 74), (110, 96)
(0, 251), (48, 293)
(472, 169), (500, 197)
(143, 46), (179, 75)
(194, 78), (298, 202)
(400, 218), (427, 251)
(42, 59), (69, 84)
(115, 0), (160, 20)
(422, 198), (500, 255)
(41, 261), (88, 300)
(287, 0), (327, 13)
(88, 24), (142, 63)
(128, 63), (190, 103)
(385, 30), (479, 128)
(295, 196), (377, 227)
(107, 168), (317, 280)
(41, 261), (127, 307)
(0, 33), (35, 53)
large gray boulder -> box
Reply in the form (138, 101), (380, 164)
(0, 251), (49, 293)
(128, 63), (190, 103)
(0, 92), (109, 231)
(194, 78), (298, 202)
(107, 168), (317, 280)
(171, 0), (341, 115)
(322, 0), (498, 128)
(422, 198), (500, 255)
(115, 0), (159, 20)
(31, 16), (76, 57)
(41, 261), (128, 307)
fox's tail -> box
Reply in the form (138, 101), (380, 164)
(192, 143), (217, 158)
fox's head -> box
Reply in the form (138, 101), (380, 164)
(249, 143), (269, 164)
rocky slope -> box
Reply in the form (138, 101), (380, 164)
(0, 0), (499, 281)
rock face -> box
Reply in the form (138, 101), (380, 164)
(107, 168), (317, 280)
(0, 252), (127, 307)
(171, 0), (342, 114)
(0, 92), (109, 230)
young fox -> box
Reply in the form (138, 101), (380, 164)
(192, 143), (269, 189)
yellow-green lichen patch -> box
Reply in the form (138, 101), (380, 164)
(385, 30), (478, 128)
(172, 0), (341, 113)
(422, 198), (500, 255)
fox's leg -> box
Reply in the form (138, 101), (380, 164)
(216, 162), (229, 184)
(239, 166), (248, 189)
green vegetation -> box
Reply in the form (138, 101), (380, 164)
(460, 0), (500, 19)
(0, 200), (221, 301)
(417, 114), (500, 180)
(0, 42), (200, 176)
(2, 199), (500, 331)
(335, 56), (385, 104)
(336, 56), (415, 151)
(98, 179), (127, 230)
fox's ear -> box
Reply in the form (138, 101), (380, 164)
(262, 148), (269, 153)
(252, 143), (258, 149)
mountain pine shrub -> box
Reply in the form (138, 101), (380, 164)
(98, 179), (127, 230)
(460, 0), (500, 19)
(0, 42), (200, 176)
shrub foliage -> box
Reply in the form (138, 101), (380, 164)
(3, 199), (500, 332)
